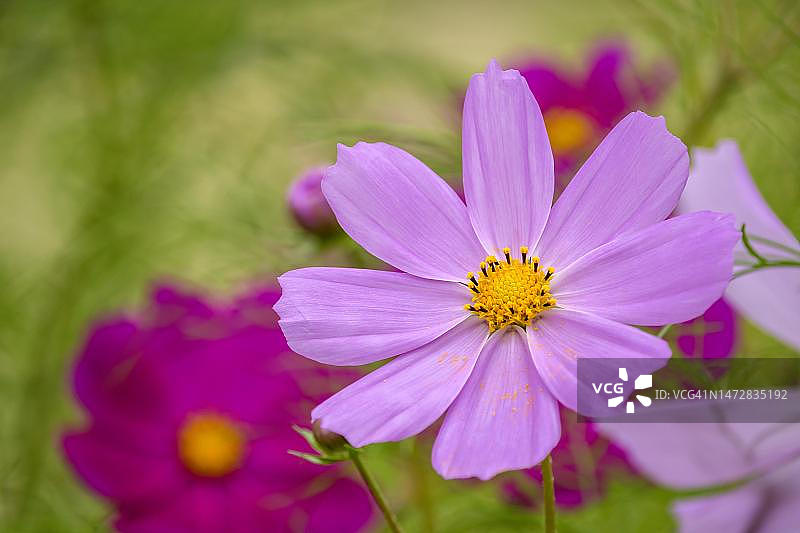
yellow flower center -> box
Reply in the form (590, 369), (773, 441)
(543, 107), (595, 154)
(465, 247), (556, 333)
(178, 412), (245, 477)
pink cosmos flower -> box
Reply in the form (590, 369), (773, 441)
(518, 43), (672, 180)
(600, 412), (800, 532)
(276, 60), (738, 480)
(680, 140), (800, 351)
(62, 285), (372, 533)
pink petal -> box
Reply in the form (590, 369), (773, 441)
(116, 485), (226, 533)
(276, 267), (470, 365)
(462, 60), (554, 255)
(62, 429), (185, 506)
(597, 421), (800, 489)
(672, 487), (763, 533)
(535, 111), (689, 270)
(323, 142), (485, 282)
(432, 327), (560, 480)
(527, 309), (670, 411)
(553, 211), (738, 326)
(680, 140), (800, 351)
(312, 318), (488, 448)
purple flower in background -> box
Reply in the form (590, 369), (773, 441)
(62, 285), (372, 533)
(674, 298), (737, 359)
(288, 168), (339, 236)
(277, 60), (736, 480)
(504, 407), (632, 509)
(518, 42), (672, 183)
(600, 417), (800, 532)
(680, 140), (800, 351)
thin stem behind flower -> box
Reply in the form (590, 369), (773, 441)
(541, 454), (556, 533)
(349, 449), (405, 533)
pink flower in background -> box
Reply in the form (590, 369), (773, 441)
(276, 60), (737, 480)
(674, 298), (737, 359)
(680, 140), (800, 351)
(600, 415), (800, 532)
(288, 168), (339, 236)
(518, 43), (672, 186)
(62, 285), (372, 533)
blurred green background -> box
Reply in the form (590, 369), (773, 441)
(1, 0), (798, 531)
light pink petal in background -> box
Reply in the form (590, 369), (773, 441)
(680, 140), (800, 351)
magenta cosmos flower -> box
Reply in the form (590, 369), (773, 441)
(62, 285), (372, 533)
(276, 60), (738, 480)
(680, 140), (800, 352)
(518, 43), (672, 178)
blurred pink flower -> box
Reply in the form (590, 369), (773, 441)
(288, 168), (339, 236)
(674, 298), (737, 359)
(680, 140), (800, 351)
(517, 42), (672, 191)
(62, 284), (372, 533)
(600, 416), (800, 532)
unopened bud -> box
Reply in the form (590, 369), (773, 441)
(312, 420), (348, 454)
(287, 168), (338, 236)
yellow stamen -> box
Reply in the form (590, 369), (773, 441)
(178, 412), (245, 477)
(466, 247), (556, 332)
(543, 107), (595, 154)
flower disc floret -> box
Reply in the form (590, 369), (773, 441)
(465, 246), (556, 332)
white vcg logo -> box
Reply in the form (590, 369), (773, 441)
(592, 367), (653, 414)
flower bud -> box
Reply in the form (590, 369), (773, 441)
(312, 420), (348, 454)
(287, 168), (338, 236)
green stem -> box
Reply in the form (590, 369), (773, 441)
(657, 324), (674, 339)
(541, 454), (556, 533)
(349, 449), (404, 533)
(411, 438), (435, 533)
(733, 260), (800, 279)
(740, 224), (767, 264)
(682, 65), (741, 146)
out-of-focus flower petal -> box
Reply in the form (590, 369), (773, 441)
(302, 478), (374, 533)
(312, 318), (488, 448)
(276, 267), (470, 366)
(553, 211), (738, 326)
(680, 140), (800, 351)
(462, 60), (554, 255)
(323, 142), (485, 282)
(536, 112), (689, 270)
(63, 429), (184, 506)
(672, 486), (763, 533)
(527, 309), (670, 411)
(115, 485), (226, 533)
(432, 327), (560, 480)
